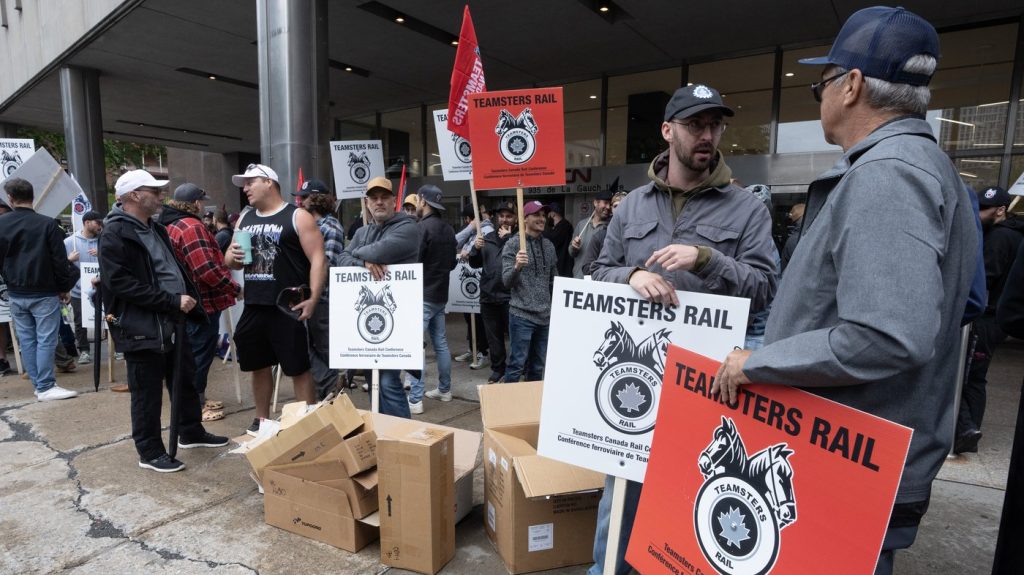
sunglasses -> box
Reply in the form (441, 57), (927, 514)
(810, 71), (850, 103)
(245, 163), (271, 179)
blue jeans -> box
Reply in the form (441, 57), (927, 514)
(186, 310), (221, 397)
(378, 369), (410, 418)
(9, 294), (61, 393)
(503, 313), (549, 383)
(588, 476), (643, 575)
(408, 301), (452, 403)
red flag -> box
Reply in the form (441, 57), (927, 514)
(295, 167), (305, 206)
(395, 163), (407, 212)
(447, 5), (486, 140)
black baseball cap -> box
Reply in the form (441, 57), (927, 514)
(296, 178), (331, 198)
(978, 186), (1012, 208)
(173, 183), (209, 202)
(495, 201), (515, 214)
(418, 185), (446, 211)
(664, 84), (734, 122)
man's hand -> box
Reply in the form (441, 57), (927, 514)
(473, 235), (485, 250)
(226, 242), (245, 268)
(365, 261), (387, 281)
(498, 225), (511, 239)
(646, 244), (699, 272)
(514, 250), (529, 271)
(628, 270), (679, 306)
(571, 235), (582, 250)
(58, 292), (71, 304)
(179, 295), (197, 313)
(88, 248), (98, 257)
(291, 298), (317, 322)
(67, 250), (80, 263)
(712, 349), (753, 406)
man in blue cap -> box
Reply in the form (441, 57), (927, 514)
(713, 7), (978, 573)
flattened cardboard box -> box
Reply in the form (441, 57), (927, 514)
(480, 381), (605, 574)
(378, 423), (455, 575)
(245, 394), (364, 481)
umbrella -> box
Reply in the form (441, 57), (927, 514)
(93, 282), (101, 392)
(167, 315), (186, 460)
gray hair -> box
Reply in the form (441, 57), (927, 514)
(833, 54), (936, 116)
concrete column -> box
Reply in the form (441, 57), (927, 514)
(256, 0), (329, 200)
(59, 66), (108, 214)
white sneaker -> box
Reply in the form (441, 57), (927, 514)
(470, 353), (489, 370)
(36, 385), (79, 401)
(77, 352), (93, 365)
(453, 351), (473, 362)
(425, 388), (452, 402)
(114, 352), (124, 361)
(409, 400), (424, 415)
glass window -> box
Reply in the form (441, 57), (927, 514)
(690, 53), (774, 156)
(956, 156), (1003, 191)
(337, 114), (376, 140)
(562, 79), (602, 167)
(778, 45), (842, 154)
(606, 68), (680, 166)
(425, 102), (446, 177)
(381, 107), (423, 177)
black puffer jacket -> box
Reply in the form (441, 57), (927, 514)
(417, 212), (457, 304)
(99, 206), (206, 353)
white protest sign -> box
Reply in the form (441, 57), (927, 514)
(537, 277), (750, 483)
(1, 139), (35, 181)
(0, 278), (9, 323)
(432, 109), (473, 181)
(329, 140), (385, 199)
(445, 260), (481, 313)
(71, 191), (92, 233)
(0, 148), (84, 218)
(1009, 169), (1024, 196)
(329, 263), (423, 370)
(79, 262), (105, 336)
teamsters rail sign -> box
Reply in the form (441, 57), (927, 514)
(468, 87), (565, 189)
(328, 264), (423, 370)
(329, 140), (385, 199)
(626, 345), (912, 575)
(537, 277), (749, 482)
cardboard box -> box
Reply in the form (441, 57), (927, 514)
(263, 464), (379, 552)
(366, 411), (481, 525)
(245, 394), (364, 481)
(378, 423), (455, 575)
(480, 381), (606, 574)
(322, 428), (378, 476)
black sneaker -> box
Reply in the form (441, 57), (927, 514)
(139, 454), (185, 473)
(245, 418), (261, 437)
(487, 372), (504, 384)
(954, 429), (983, 454)
(0, 358), (11, 375)
(178, 432), (229, 449)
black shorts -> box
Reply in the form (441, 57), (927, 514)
(234, 305), (310, 376)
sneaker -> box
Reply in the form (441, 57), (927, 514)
(0, 358), (11, 375)
(77, 352), (93, 365)
(487, 373), (504, 384)
(114, 352), (124, 361)
(245, 418), (261, 437)
(35, 385), (79, 401)
(56, 361), (77, 373)
(362, 382), (369, 392)
(178, 432), (230, 449)
(425, 388), (453, 402)
(470, 353), (489, 370)
(453, 351), (473, 362)
(409, 400), (424, 415)
(139, 454), (185, 473)
(954, 429), (983, 454)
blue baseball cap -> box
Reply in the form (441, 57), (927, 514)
(799, 6), (939, 86)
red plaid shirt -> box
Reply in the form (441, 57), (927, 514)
(165, 217), (239, 314)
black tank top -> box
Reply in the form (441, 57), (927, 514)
(238, 203), (310, 305)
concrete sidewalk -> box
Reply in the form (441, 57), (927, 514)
(0, 318), (1019, 575)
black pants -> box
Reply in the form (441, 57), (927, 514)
(480, 301), (509, 376)
(958, 313), (1006, 433)
(463, 312), (488, 355)
(126, 344), (204, 461)
(307, 302), (338, 400)
(874, 498), (929, 574)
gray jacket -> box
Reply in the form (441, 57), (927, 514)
(338, 211), (421, 266)
(591, 151), (777, 313)
(501, 233), (557, 325)
(744, 117), (978, 504)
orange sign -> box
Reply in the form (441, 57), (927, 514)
(626, 345), (913, 575)
(468, 87), (565, 189)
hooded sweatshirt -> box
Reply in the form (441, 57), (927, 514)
(108, 205), (186, 297)
(501, 232), (557, 324)
(64, 230), (100, 298)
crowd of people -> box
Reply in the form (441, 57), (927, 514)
(1, 5), (1022, 572)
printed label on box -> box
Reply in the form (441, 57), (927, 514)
(489, 448), (497, 467)
(528, 523), (554, 552)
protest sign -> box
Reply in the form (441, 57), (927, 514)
(0, 138), (35, 181)
(79, 263), (104, 336)
(71, 191), (92, 233)
(537, 277), (749, 482)
(468, 87), (565, 189)
(0, 147), (84, 218)
(445, 260), (481, 314)
(0, 278), (9, 323)
(329, 264), (423, 370)
(329, 140), (385, 199)
(433, 109), (474, 181)
(626, 345), (913, 575)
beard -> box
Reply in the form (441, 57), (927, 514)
(676, 141), (716, 173)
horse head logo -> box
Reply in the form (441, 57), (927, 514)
(593, 322), (671, 371)
(347, 151), (369, 166)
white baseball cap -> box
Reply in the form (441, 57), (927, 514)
(114, 169), (169, 198)
(232, 163), (279, 187)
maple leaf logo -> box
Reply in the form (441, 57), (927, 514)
(717, 507), (750, 549)
(615, 383), (646, 413)
(367, 315), (384, 333)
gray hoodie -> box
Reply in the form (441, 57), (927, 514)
(338, 211), (421, 266)
(744, 116), (978, 504)
(501, 232), (557, 325)
(107, 204), (185, 297)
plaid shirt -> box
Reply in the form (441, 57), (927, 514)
(165, 217), (240, 314)
(318, 214), (345, 302)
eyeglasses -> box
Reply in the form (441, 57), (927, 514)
(246, 163), (270, 179)
(671, 119), (727, 136)
(810, 71), (849, 103)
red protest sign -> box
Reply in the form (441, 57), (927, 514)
(468, 87), (565, 189)
(626, 345), (913, 575)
